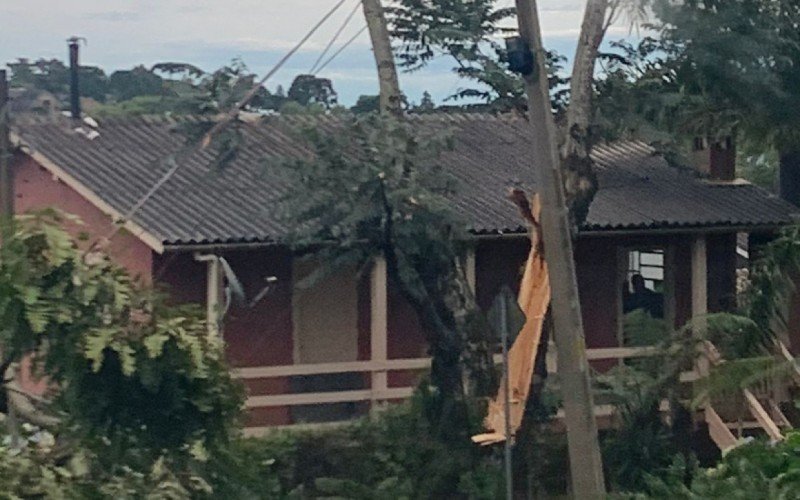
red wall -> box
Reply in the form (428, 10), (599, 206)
(13, 154), (155, 394)
(575, 237), (620, 371)
(707, 234), (738, 313)
(155, 248), (296, 426)
(13, 153), (154, 282)
(475, 238), (530, 311)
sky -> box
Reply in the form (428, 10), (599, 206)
(0, 0), (634, 105)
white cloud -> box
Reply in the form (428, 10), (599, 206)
(0, 0), (636, 103)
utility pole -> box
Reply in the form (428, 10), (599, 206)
(0, 70), (12, 223)
(361, 0), (402, 115)
(513, 0), (606, 498)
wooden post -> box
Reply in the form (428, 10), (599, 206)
(465, 248), (477, 294)
(514, 1), (606, 497)
(370, 256), (389, 406)
(208, 257), (222, 336)
(0, 70), (12, 223)
(616, 246), (627, 352)
(664, 245), (677, 330)
(195, 254), (223, 336)
(692, 236), (709, 376)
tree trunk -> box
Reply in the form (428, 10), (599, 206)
(564, 0), (608, 154)
(779, 149), (800, 207)
(514, 0), (607, 498)
(561, 0), (608, 226)
(361, 0), (403, 116)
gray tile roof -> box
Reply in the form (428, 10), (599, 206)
(11, 113), (798, 248)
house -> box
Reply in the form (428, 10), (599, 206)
(9, 113), (799, 433)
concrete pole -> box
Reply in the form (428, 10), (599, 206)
(513, 0), (606, 497)
(361, 0), (403, 116)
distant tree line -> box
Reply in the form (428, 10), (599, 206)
(6, 57), (447, 117)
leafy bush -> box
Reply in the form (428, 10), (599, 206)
(0, 424), (213, 499)
(0, 211), (244, 495)
(209, 387), (504, 499)
(616, 432), (800, 498)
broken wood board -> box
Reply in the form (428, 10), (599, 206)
(473, 193), (550, 446)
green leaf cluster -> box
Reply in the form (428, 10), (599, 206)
(618, 431), (800, 499)
(388, 0), (568, 112)
(0, 210), (243, 467)
(266, 113), (496, 429)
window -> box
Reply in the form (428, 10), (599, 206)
(627, 249), (665, 293)
(622, 248), (667, 321)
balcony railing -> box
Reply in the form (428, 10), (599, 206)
(233, 345), (702, 435)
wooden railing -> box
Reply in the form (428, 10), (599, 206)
(234, 345), (700, 434)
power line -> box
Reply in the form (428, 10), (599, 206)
(94, 0), (349, 251)
(314, 25), (369, 75)
(309, 0), (362, 74)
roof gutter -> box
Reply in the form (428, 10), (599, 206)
(160, 223), (795, 252)
(578, 223), (790, 238)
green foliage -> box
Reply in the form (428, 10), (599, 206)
(8, 57), (109, 103)
(597, 311), (769, 492)
(387, 0), (568, 112)
(0, 210), (242, 466)
(287, 74), (338, 108)
(267, 113), (495, 426)
(210, 389), (503, 499)
(619, 431), (800, 498)
(596, 313), (689, 493)
(737, 145), (778, 190)
(742, 224), (800, 338)
(350, 94), (380, 114)
(108, 66), (164, 101)
(0, 425), (216, 499)
(601, 1), (800, 162)
(654, 0), (800, 151)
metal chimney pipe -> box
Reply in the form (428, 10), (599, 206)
(68, 37), (81, 119)
(0, 69), (13, 221)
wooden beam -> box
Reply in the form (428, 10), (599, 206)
(232, 358), (431, 379)
(245, 387), (414, 408)
(705, 405), (739, 453)
(743, 389), (784, 441)
(233, 346), (664, 380)
(370, 257), (388, 404)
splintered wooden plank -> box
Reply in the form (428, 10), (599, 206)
(705, 406), (739, 453)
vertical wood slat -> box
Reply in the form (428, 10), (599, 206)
(370, 257), (388, 405)
(664, 244), (677, 330)
(692, 237), (709, 377)
(195, 254), (223, 336)
(465, 248), (476, 293)
(207, 258), (222, 336)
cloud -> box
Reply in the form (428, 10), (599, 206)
(0, 0), (639, 105)
(82, 11), (141, 23)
